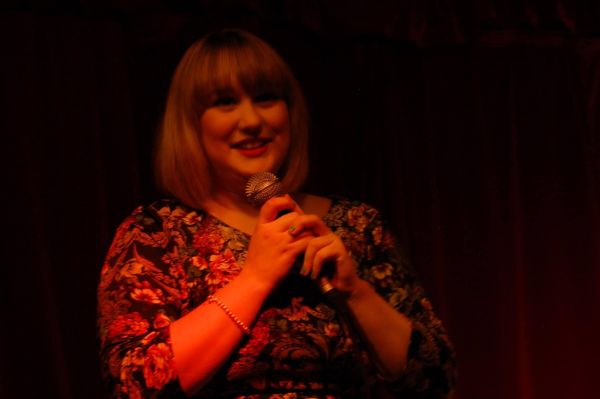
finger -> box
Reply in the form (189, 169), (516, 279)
(286, 215), (318, 237)
(281, 236), (313, 267)
(287, 197), (305, 215)
(270, 211), (302, 231)
(311, 243), (342, 279)
(301, 235), (335, 277)
(258, 195), (302, 223)
(288, 214), (331, 237)
(286, 235), (313, 255)
(268, 213), (320, 237)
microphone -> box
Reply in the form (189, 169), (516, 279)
(244, 172), (344, 297)
(245, 172), (285, 208)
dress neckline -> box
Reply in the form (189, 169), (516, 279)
(201, 195), (341, 237)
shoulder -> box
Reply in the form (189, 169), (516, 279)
(106, 199), (203, 258)
(327, 195), (382, 220)
(330, 196), (383, 230)
(144, 198), (202, 225)
(112, 198), (203, 239)
(295, 193), (384, 228)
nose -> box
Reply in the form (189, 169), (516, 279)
(238, 99), (262, 135)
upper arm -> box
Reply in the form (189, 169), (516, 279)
(338, 201), (458, 397)
(97, 207), (188, 398)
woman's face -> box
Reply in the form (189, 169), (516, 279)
(199, 79), (291, 194)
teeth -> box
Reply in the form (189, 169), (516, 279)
(237, 141), (266, 149)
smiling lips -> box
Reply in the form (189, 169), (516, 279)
(231, 138), (272, 157)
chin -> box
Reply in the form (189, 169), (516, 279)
(242, 162), (282, 176)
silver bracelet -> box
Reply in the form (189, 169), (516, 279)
(207, 295), (251, 335)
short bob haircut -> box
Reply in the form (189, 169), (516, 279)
(154, 29), (309, 209)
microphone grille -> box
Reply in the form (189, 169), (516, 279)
(245, 172), (284, 207)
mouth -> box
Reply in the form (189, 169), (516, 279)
(231, 138), (272, 156)
(231, 138), (272, 149)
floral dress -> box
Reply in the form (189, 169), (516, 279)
(97, 196), (457, 398)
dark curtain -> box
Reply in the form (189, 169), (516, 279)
(2, 1), (599, 398)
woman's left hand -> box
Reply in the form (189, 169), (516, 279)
(289, 214), (414, 380)
(288, 215), (360, 295)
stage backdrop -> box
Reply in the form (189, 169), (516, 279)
(1, 1), (599, 398)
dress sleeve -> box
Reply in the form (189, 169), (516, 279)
(97, 205), (189, 399)
(341, 202), (457, 398)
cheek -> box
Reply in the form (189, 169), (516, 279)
(275, 126), (291, 164)
(199, 111), (233, 140)
(268, 103), (290, 132)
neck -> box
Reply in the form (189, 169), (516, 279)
(200, 187), (260, 235)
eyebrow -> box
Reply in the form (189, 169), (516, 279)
(212, 85), (236, 95)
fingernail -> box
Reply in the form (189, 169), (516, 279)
(300, 265), (307, 275)
(288, 225), (297, 234)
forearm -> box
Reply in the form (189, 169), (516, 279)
(170, 269), (273, 396)
(346, 279), (413, 380)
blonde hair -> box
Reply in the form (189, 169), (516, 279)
(154, 29), (309, 208)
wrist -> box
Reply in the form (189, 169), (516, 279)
(236, 267), (276, 299)
(346, 278), (374, 303)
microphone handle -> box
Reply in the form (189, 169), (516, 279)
(319, 278), (364, 348)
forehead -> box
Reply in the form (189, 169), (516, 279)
(210, 78), (247, 97)
(200, 45), (288, 97)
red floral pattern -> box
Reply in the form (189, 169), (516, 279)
(106, 312), (149, 341)
(98, 197), (456, 398)
(144, 343), (176, 389)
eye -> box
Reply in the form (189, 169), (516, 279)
(254, 93), (280, 105)
(212, 96), (238, 107)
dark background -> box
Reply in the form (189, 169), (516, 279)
(2, 1), (599, 398)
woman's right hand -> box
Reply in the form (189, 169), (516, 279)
(171, 194), (312, 395)
(242, 195), (313, 291)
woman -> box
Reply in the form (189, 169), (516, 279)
(98, 29), (456, 398)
